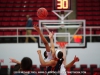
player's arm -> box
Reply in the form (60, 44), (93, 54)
(37, 50), (56, 66)
(34, 25), (50, 52)
(43, 25), (55, 57)
(65, 55), (79, 69)
(48, 32), (55, 58)
(9, 58), (21, 64)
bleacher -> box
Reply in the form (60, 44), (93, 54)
(0, 0), (57, 29)
(77, 0), (100, 26)
(0, 0), (58, 43)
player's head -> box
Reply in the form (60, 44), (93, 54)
(44, 51), (48, 59)
(26, 15), (30, 19)
(21, 57), (32, 71)
(55, 50), (63, 59)
(54, 50), (64, 71)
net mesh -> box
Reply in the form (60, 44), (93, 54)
(56, 42), (68, 48)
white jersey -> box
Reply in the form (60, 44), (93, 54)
(60, 64), (67, 75)
(45, 51), (53, 62)
(45, 51), (67, 75)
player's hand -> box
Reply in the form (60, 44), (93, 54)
(43, 25), (46, 28)
(37, 50), (41, 54)
(48, 31), (54, 39)
(9, 58), (18, 63)
(34, 25), (40, 32)
(74, 55), (79, 62)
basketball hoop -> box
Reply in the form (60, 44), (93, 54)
(56, 42), (68, 48)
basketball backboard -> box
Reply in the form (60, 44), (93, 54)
(37, 19), (87, 49)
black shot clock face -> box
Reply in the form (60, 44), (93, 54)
(53, 0), (71, 10)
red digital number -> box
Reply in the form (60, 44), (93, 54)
(57, 0), (68, 9)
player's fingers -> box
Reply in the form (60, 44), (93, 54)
(9, 60), (12, 62)
(43, 25), (46, 27)
(37, 50), (39, 53)
(75, 55), (76, 58)
(36, 24), (38, 27)
(33, 27), (36, 30)
(78, 58), (79, 61)
(9, 58), (13, 60)
(76, 57), (79, 61)
(34, 24), (37, 27)
(52, 31), (54, 35)
(34, 24), (36, 26)
(35, 24), (37, 26)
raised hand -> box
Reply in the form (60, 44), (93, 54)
(37, 50), (41, 54)
(48, 31), (54, 39)
(74, 55), (79, 62)
(9, 58), (18, 63)
(43, 25), (48, 28)
(34, 25), (40, 32)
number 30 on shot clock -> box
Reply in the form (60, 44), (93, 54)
(53, 0), (71, 10)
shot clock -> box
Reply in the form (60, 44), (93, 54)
(53, 0), (71, 10)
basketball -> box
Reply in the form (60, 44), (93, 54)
(37, 7), (48, 19)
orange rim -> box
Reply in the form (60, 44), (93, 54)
(56, 42), (68, 47)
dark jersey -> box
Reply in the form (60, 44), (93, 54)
(47, 61), (61, 75)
